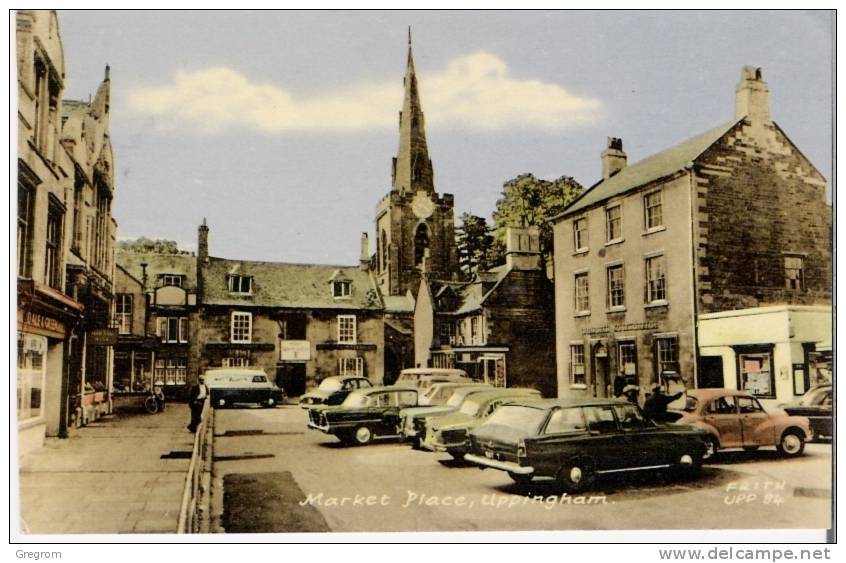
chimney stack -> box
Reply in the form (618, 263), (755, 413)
(735, 66), (771, 123)
(198, 218), (209, 265)
(601, 137), (627, 180)
(505, 225), (541, 271)
(359, 232), (370, 271)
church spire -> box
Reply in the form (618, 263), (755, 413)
(392, 29), (434, 194)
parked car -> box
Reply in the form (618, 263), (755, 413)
(420, 388), (542, 460)
(307, 386), (418, 445)
(780, 384), (832, 441)
(465, 398), (710, 491)
(399, 383), (492, 447)
(299, 376), (373, 409)
(671, 388), (812, 457)
(204, 368), (285, 408)
(393, 368), (472, 391)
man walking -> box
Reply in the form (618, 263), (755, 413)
(643, 385), (683, 422)
(187, 375), (208, 433)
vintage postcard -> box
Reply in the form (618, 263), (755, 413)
(12, 9), (834, 545)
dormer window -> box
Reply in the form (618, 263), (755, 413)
(161, 274), (183, 287)
(333, 280), (352, 299)
(228, 275), (252, 294)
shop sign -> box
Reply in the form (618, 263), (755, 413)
(279, 340), (310, 361)
(583, 321), (658, 336)
(19, 310), (66, 338)
(89, 328), (118, 347)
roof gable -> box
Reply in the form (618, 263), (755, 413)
(561, 119), (743, 217)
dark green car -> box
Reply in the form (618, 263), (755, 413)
(307, 386), (418, 446)
(465, 397), (709, 491)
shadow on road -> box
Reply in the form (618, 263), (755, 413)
(488, 465), (751, 502)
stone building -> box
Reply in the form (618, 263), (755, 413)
(192, 223), (384, 395)
(414, 226), (557, 396)
(374, 34), (459, 299)
(114, 251), (199, 398)
(16, 10), (117, 453)
(552, 66), (832, 405)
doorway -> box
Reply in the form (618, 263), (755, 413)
(276, 363), (306, 397)
(698, 356), (724, 388)
(593, 343), (609, 398)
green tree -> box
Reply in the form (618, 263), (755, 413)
(456, 213), (497, 279)
(491, 173), (583, 265)
(117, 237), (185, 254)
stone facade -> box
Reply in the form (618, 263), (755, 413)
(416, 227), (557, 397)
(552, 66), (831, 405)
(16, 10), (117, 452)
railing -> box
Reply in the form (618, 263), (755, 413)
(177, 398), (213, 533)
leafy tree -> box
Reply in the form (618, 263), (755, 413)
(456, 213), (497, 279)
(117, 237), (186, 254)
(491, 173), (584, 265)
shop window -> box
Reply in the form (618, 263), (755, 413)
(222, 356), (250, 368)
(337, 315), (357, 344)
(17, 334), (46, 422)
(569, 344), (585, 386)
(737, 352), (775, 399)
(656, 337), (679, 376)
(618, 341), (637, 378)
(231, 312), (252, 343)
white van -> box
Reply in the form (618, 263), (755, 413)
(203, 368), (285, 408)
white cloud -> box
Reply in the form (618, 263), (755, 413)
(126, 51), (601, 133)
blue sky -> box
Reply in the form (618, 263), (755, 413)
(57, 10), (833, 264)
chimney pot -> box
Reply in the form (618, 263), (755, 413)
(601, 137), (627, 180)
(735, 65), (771, 122)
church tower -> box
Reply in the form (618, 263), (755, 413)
(375, 30), (459, 297)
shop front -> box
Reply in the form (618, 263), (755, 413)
(698, 305), (832, 406)
(17, 281), (83, 455)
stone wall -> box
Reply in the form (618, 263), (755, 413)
(694, 120), (832, 313)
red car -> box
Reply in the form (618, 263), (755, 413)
(672, 389), (812, 458)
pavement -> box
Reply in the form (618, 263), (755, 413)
(17, 402), (197, 534)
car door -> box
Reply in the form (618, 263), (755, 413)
(702, 396), (743, 448)
(527, 407), (586, 476)
(582, 406), (626, 471)
(736, 396), (774, 447)
(612, 403), (665, 467)
(379, 390), (417, 435)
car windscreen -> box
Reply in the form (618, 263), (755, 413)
(486, 405), (548, 434)
(318, 379), (343, 392)
(459, 397), (484, 416)
(341, 391), (369, 407)
(799, 387), (828, 407)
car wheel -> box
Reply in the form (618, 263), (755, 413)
(263, 397), (276, 408)
(702, 436), (718, 460)
(143, 396), (159, 414)
(448, 450), (465, 462)
(777, 430), (805, 457)
(674, 452), (703, 480)
(557, 457), (595, 493)
(508, 471), (534, 485)
(353, 425), (373, 445)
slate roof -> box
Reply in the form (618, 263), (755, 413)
(202, 257), (381, 310)
(428, 265), (511, 316)
(560, 119), (742, 217)
(383, 294), (415, 314)
(116, 251), (198, 291)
